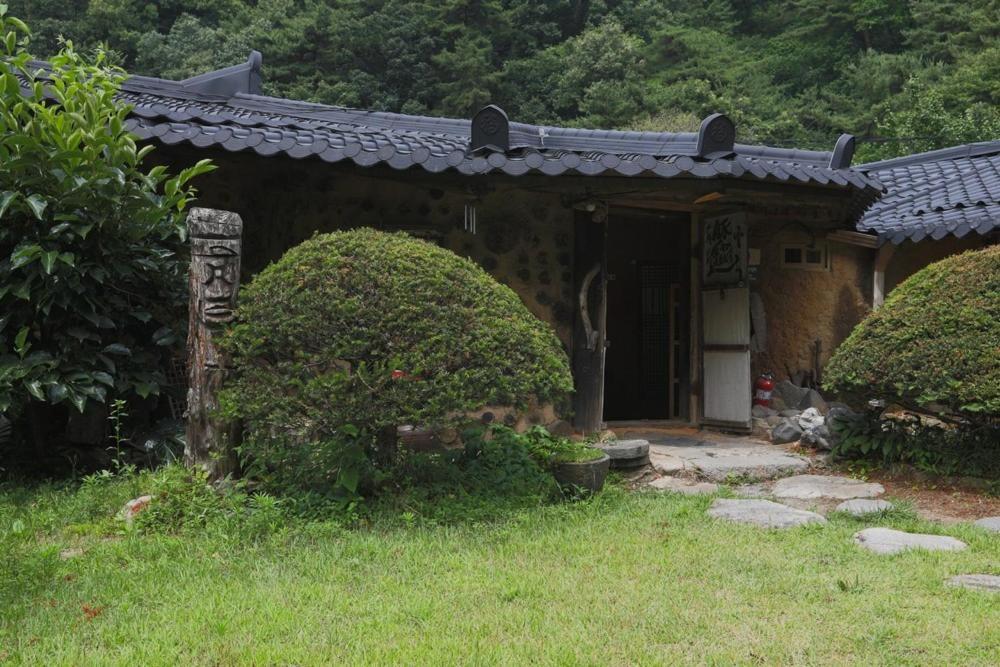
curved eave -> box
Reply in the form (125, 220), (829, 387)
(858, 205), (1000, 245)
(128, 118), (883, 199)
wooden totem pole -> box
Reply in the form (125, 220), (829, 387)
(185, 207), (243, 481)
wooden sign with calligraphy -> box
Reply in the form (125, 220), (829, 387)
(702, 212), (747, 287)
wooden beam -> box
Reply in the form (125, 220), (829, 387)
(828, 229), (879, 248)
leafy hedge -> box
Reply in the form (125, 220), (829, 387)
(220, 229), (573, 495)
(824, 245), (999, 424)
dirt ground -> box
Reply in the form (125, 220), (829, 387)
(863, 469), (1000, 523)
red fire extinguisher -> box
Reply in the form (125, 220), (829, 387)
(753, 371), (775, 407)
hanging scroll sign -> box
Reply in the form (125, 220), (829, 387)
(702, 212), (747, 287)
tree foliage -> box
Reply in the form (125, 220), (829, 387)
(219, 229), (573, 494)
(824, 245), (1000, 425)
(14, 0), (1000, 159)
(0, 8), (213, 428)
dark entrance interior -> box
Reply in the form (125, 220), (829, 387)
(603, 213), (691, 421)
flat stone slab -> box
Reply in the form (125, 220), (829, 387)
(708, 498), (827, 529)
(649, 451), (686, 475)
(972, 516), (1000, 532)
(598, 439), (649, 459)
(854, 528), (967, 555)
(836, 499), (894, 516)
(734, 483), (770, 498)
(597, 439), (650, 469)
(946, 574), (1000, 593)
(773, 475), (884, 500)
(648, 477), (719, 495)
(648, 437), (809, 483)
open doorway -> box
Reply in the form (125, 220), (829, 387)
(603, 212), (691, 421)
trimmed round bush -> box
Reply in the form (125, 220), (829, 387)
(824, 245), (999, 424)
(220, 229), (573, 493)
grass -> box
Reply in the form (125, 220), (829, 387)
(552, 445), (606, 463)
(1, 473), (998, 665)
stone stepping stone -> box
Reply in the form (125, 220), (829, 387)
(649, 451), (685, 475)
(972, 517), (1000, 533)
(836, 499), (894, 516)
(946, 574), (1000, 593)
(597, 439), (649, 470)
(773, 474), (884, 500)
(708, 498), (827, 529)
(854, 528), (967, 555)
(648, 476), (719, 495)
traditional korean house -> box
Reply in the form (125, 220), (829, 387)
(116, 53), (888, 433)
(857, 142), (1000, 307)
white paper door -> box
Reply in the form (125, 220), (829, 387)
(700, 211), (751, 429)
(702, 287), (751, 428)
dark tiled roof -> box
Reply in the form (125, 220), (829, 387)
(22, 53), (882, 200)
(858, 142), (1000, 244)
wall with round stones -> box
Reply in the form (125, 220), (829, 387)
(178, 150), (577, 350)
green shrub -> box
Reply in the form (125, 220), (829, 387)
(518, 426), (604, 466)
(220, 229), (573, 496)
(0, 10), (213, 441)
(830, 413), (1000, 479)
(824, 245), (1000, 425)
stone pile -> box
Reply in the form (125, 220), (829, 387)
(752, 380), (862, 452)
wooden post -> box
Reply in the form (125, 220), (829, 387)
(873, 242), (895, 310)
(572, 208), (608, 434)
(688, 213), (701, 425)
(185, 207), (243, 481)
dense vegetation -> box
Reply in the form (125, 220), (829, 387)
(220, 229), (573, 498)
(0, 8), (212, 457)
(17, 1), (1000, 160)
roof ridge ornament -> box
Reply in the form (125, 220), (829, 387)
(471, 104), (510, 153)
(830, 134), (856, 169)
(696, 113), (736, 159)
(178, 50), (263, 98)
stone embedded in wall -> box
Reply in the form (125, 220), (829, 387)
(484, 218), (524, 254)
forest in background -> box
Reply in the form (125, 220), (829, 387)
(14, 0), (1000, 161)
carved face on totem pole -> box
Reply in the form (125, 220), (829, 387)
(188, 207), (243, 326)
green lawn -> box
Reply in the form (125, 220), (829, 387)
(1, 480), (998, 665)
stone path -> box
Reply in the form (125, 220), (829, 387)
(772, 475), (884, 500)
(973, 516), (1000, 532)
(627, 430), (993, 578)
(707, 498), (827, 528)
(854, 527), (967, 555)
(836, 499), (894, 516)
(648, 476), (719, 495)
(644, 434), (809, 483)
(946, 575), (1000, 593)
